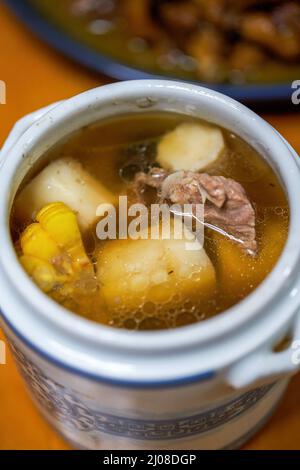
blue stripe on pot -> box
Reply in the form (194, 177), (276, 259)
(0, 311), (214, 388)
(50, 394), (283, 449)
(9, 340), (275, 440)
(221, 395), (283, 450)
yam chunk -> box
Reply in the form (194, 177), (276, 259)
(97, 223), (216, 312)
(14, 158), (117, 233)
(157, 122), (225, 172)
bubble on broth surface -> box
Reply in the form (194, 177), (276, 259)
(103, 288), (218, 330)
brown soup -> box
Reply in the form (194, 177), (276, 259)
(11, 112), (289, 330)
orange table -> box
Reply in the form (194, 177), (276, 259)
(0, 3), (300, 450)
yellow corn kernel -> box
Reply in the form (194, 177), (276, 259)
(18, 202), (95, 297)
(36, 202), (92, 272)
(20, 255), (63, 293)
(20, 223), (60, 262)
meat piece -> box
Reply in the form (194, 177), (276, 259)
(186, 27), (226, 82)
(197, 0), (283, 30)
(132, 167), (168, 201)
(273, 2), (300, 39)
(197, 1), (300, 63)
(128, 167), (168, 206)
(131, 168), (257, 255)
(71, 0), (116, 16)
(161, 171), (257, 255)
(197, 0), (238, 30)
(122, 0), (164, 43)
(158, 1), (201, 35)
(160, 171), (227, 208)
(241, 4), (300, 60)
(230, 42), (265, 72)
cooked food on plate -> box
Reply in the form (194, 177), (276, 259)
(32, 0), (300, 83)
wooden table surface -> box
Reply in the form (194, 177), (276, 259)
(0, 3), (300, 451)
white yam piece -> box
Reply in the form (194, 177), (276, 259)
(157, 122), (225, 172)
(97, 222), (216, 312)
(14, 158), (117, 232)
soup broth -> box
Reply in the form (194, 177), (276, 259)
(11, 113), (289, 330)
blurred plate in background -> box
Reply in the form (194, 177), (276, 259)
(5, 0), (299, 103)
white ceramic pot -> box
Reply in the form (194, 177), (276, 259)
(0, 81), (300, 450)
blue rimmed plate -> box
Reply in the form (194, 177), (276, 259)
(4, 0), (297, 104)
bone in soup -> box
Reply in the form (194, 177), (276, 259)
(11, 112), (289, 330)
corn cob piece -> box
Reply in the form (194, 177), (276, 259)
(19, 255), (67, 293)
(20, 223), (60, 262)
(17, 202), (96, 295)
(36, 202), (92, 273)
